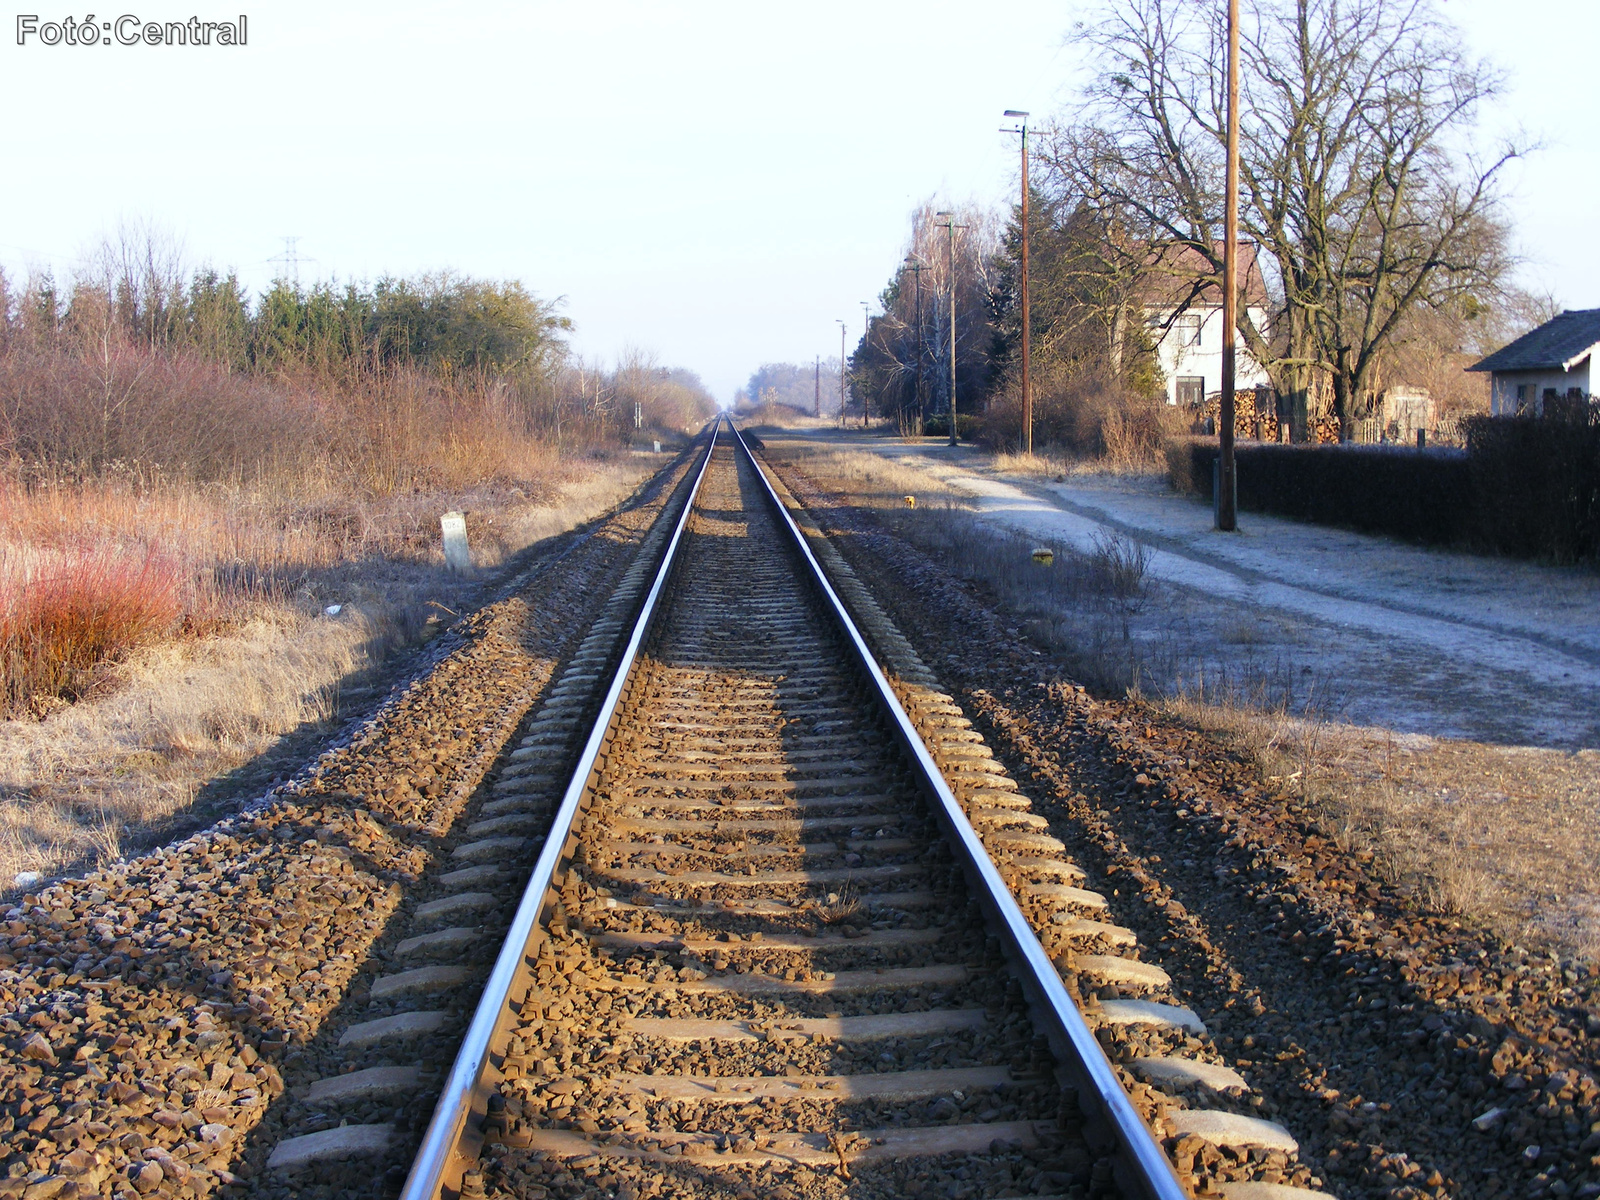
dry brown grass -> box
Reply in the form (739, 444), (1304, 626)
(740, 404), (831, 429)
(1161, 693), (1600, 957)
(988, 447), (1168, 482)
(810, 882), (865, 928)
(0, 455), (653, 892)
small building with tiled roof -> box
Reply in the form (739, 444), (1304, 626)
(1467, 308), (1600, 416)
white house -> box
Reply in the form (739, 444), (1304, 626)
(1467, 308), (1599, 415)
(1144, 244), (1272, 406)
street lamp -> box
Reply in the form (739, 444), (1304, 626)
(1003, 110), (1032, 455)
(934, 210), (968, 448)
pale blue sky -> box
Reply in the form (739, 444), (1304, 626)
(0, 0), (1593, 399)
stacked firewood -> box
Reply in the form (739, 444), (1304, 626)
(1196, 391), (1280, 441)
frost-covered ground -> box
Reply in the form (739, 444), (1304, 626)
(770, 427), (1600, 750)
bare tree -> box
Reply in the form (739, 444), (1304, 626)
(1042, 0), (1521, 438)
(857, 201), (1001, 429)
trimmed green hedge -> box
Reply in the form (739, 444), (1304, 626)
(1168, 416), (1600, 562)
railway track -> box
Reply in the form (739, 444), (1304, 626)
(262, 419), (1330, 1200)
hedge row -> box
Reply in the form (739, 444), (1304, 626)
(1464, 416), (1600, 562)
(1168, 416), (1600, 562)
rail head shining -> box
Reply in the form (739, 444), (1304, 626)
(726, 420), (1186, 1200)
(399, 419), (722, 1200)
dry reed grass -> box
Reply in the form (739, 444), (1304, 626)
(0, 455), (653, 892)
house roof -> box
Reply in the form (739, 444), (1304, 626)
(1141, 242), (1270, 311)
(1467, 309), (1600, 373)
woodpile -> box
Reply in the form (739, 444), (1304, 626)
(1195, 390), (1281, 442)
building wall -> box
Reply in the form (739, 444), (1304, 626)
(1149, 304), (1271, 404)
(1488, 359), (1592, 415)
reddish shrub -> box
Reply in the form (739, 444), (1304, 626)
(0, 548), (184, 714)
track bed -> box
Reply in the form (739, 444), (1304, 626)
(470, 441), (1086, 1199)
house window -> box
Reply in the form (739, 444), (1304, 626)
(1176, 377), (1205, 406)
(1175, 313), (1202, 346)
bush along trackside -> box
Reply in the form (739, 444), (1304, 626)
(1169, 413), (1600, 562)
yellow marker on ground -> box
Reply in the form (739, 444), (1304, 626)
(1031, 547), (1054, 566)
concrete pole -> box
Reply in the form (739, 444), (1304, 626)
(1020, 124), (1033, 455)
(936, 214), (967, 446)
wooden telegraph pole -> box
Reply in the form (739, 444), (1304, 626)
(861, 301), (870, 428)
(837, 321), (848, 427)
(1217, 0), (1240, 531)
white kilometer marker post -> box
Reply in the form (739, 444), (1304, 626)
(440, 511), (472, 573)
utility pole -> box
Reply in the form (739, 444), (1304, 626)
(935, 211), (968, 447)
(1217, 0), (1240, 530)
(837, 320), (848, 427)
(860, 301), (870, 428)
(814, 355), (821, 418)
(1004, 111), (1032, 455)
(906, 257), (928, 435)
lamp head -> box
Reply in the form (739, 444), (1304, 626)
(1003, 109), (1029, 118)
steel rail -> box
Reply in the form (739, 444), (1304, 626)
(398, 419), (721, 1200)
(727, 419), (1188, 1200)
